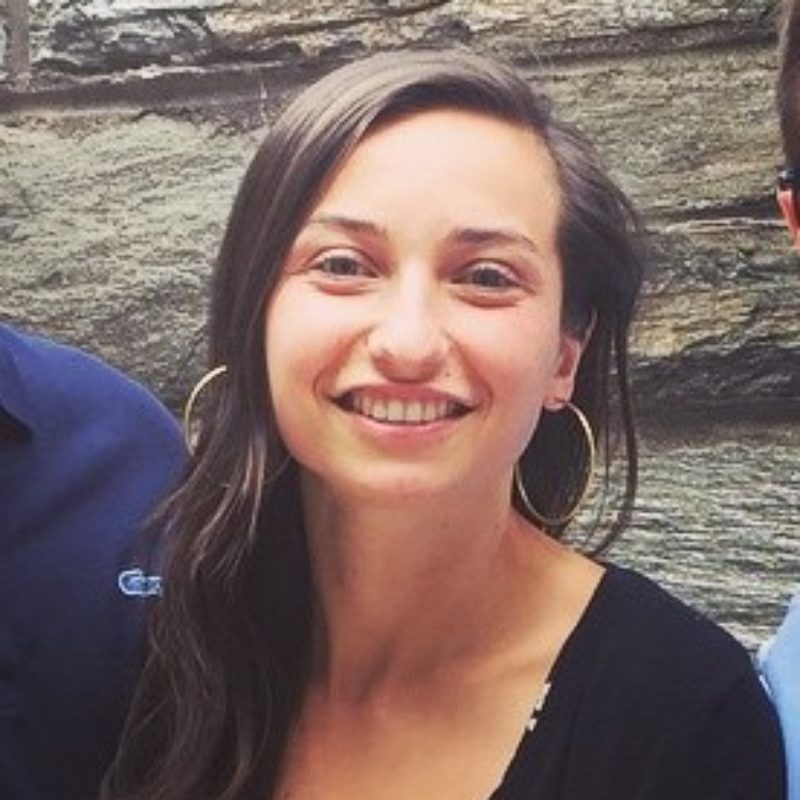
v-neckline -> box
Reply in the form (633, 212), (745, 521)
(489, 564), (617, 798)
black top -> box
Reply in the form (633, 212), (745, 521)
(493, 565), (785, 799)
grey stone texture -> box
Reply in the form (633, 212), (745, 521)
(0, 0), (797, 415)
(21, 1), (778, 78)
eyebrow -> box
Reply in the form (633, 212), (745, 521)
(303, 215), (542, 257)
(444, 226), (542, 257)
(304, 214), (388, 239)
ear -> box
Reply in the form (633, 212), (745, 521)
(544, 322), (592, 412)
(777, 188), (800, 248)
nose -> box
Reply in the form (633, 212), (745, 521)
(366, 275), (450, 381)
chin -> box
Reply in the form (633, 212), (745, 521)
(310, 466), (467, 506)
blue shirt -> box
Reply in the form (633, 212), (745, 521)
(0, 324), (184, 800)
(761, 593), (800, 800)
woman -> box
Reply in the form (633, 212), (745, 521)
(103, 51), (784, 799)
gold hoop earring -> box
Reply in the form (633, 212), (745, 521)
(514, 401), (596, 529)
(182, 365), (228, 453)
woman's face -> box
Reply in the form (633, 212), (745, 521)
(265, 108), (583, 504)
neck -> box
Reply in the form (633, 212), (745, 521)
(300, 473), (563, 704)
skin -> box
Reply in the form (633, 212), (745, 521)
(777, 188), (800, 246)
(265, 109), (603, 799)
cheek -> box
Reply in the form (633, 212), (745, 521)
(265, 290), (315, 446)
(266, 285), (321, 380)
(264, 288), (353, 447)
(458, 311), (565, 448)
(267, 290), (355, 381)
(463, 310), (564, 395)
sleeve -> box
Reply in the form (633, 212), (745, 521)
(668, 670), (787, 800)
(760, 593), (800, 800)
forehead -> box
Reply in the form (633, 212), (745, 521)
(310, 108), (562, 241)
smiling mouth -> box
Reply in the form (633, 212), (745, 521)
(336, 392), (472, 425)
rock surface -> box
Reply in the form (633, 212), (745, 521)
(0, 0), (796, 416)
(613, 418), (800, 651)
(20, 1), (777, 78)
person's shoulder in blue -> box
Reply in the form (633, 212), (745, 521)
(0, 323), (185, 800)
(760, 594), (800, 800)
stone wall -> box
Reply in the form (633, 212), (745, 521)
(1, 0), (797, 415)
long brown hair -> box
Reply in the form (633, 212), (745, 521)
(102, 49), (646, 799)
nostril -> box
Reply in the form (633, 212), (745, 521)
(366, 325), (450, 379)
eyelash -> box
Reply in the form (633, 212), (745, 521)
(309, 252), (375, 278)
(455, 262), (520, 290)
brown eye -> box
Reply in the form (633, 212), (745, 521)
(457, 264), (518, 289)
(314, 255), (368, 277)
(309, 250), (375, 281)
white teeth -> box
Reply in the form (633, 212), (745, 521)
(387, 400), (404, 423)
(371, 399), (388, 421)
(422, 401), (438, 422)
(346, 393), (464, 424)
(406, 401), (423, 423)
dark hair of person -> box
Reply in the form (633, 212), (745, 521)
(102, 49), (646, 800)
(779, 0), (800, 165)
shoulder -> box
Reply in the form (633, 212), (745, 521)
(760, 592), (800, 760)
(0, 324), (184, 522)
(535, 565), (786, 797)
(505, 566), (785, 799)
(551, 563), (778, 737)
(586, 564), (755, 690)
(0, 323), (180, 447)
(761, 591), (800, 685)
